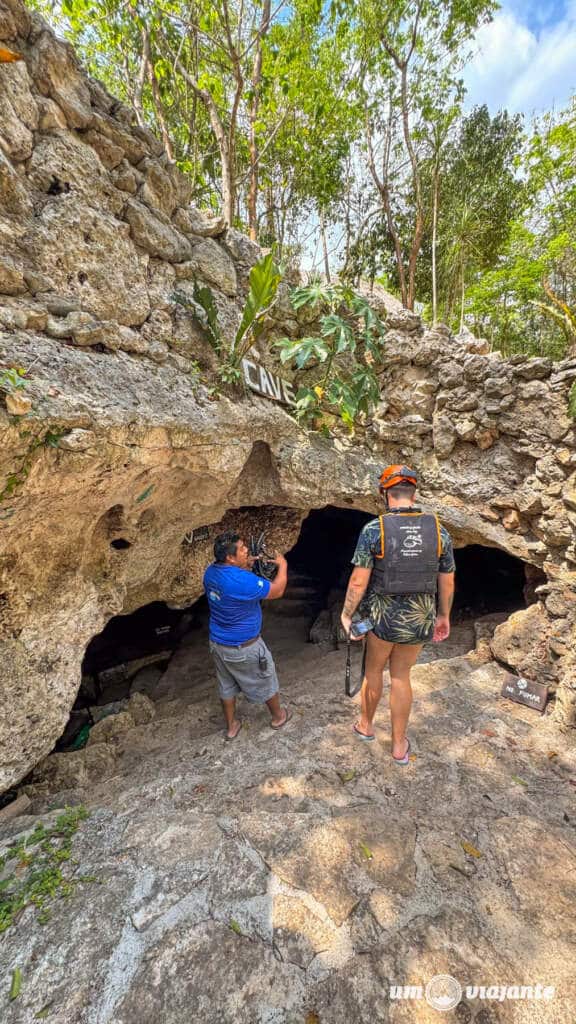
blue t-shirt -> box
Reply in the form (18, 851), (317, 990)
(203, 563), (271, 644)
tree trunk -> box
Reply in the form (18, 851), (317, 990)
(133, 27), (148, 127)
(319, 210), (331, 281)
(400, 62), (423, 312)
(171, 59), (235, 224)
(265, 184), (275, 242)
(432, 167), (439, 323)
(147, 64), (174, 160)
(364, 104), (408, 306)
(248, 0), (271, 241)
(407, 210), (423, 310)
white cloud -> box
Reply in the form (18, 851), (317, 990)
(464, 3), (576, 115)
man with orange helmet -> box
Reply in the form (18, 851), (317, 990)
(341, 465), (455, 764)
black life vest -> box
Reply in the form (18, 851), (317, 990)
(370, 510), (442, 596)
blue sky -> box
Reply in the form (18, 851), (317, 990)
(464, 0), (576, 114)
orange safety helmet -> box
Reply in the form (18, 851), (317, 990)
(379, 464), (418, 492)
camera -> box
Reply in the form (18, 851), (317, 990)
(248, 531), (278, 581)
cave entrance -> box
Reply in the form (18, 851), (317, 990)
(54, 505), (538, 754)
(54, 597), (208, 753)
(283, 505), (534, 649)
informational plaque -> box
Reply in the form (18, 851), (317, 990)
(192, 525), (210, 542)
(183, 525), (211, 545)
(500, 673), (549, 713)
(241, 358), (296, 406)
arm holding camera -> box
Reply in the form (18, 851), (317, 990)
(341, 566), (372, 639)
(264, 552), (288, 600)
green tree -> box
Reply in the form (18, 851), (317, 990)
(346, 0), (497, 308)
(435, 105), (524, 326)
(466, 99), (576, 356)
(32, 0), (360, 244)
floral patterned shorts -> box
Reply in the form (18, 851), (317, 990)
(361, 590), (436, 645)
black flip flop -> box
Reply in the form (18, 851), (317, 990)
(271, 707), (293, 730)
(225, 721), (243, 741)
(392, 737), (411, 765)
(353, 722), (375, 742)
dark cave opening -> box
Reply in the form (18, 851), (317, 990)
(54, 504), (540, 754)
(110, 538), (132, 551)
(81, 599), (206, 682)
(54, 597), (209, 753)
(286, 505), (534, 622)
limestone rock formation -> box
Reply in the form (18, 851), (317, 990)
(1, 0), (576, 793)
(1, 635), (575, 1024)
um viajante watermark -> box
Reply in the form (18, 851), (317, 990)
(389, 975), (556, 1013)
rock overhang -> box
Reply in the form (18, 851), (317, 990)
(1, 0), (576, 791)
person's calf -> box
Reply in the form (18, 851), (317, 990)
(266, 693), (290, 728)
(221, 697), (241, 739)
(359, 672), (384, 731)
(389, 676), (412, 757)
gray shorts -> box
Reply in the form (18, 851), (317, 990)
(209, 637), (279, 703)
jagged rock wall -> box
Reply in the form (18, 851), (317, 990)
(1, 0), (575, 793)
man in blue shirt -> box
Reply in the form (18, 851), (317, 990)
(204, 531), (291, 740)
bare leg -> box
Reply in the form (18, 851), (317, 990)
(357, 633), (394, 737)
(221, 697), (241, 739)
(266, 693), (287, 727)
(388, 643), (422, 758)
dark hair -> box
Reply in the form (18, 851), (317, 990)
(214, 531), (241, 563)
(387, 483), (416, 501)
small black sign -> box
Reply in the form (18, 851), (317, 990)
(183, 525), (211, 546)
(193, 525), (210, 542)
(500, 673), (549, 713)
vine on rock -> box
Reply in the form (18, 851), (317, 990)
(0, 806), (95, 934)
(0, 429), (64, 505)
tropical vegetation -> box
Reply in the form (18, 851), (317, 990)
(31, 0), (575, 361)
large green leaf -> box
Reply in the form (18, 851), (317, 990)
(275, 336), (330, 368)
(193, 281), (221, 352)
(321, 313), (354, 353)
(291, 281), (332, 310)
(172, 285), (221, 353)
(233, 253), (282, 357)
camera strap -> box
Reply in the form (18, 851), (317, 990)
(345, 637), (366, 698)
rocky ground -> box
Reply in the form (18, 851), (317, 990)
(1, 611), (576, 1024)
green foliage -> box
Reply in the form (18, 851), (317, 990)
(232, 253), (282, 357)
(0, 367), (27, 393)
(434, 106), (525, 323)
(26, 0), (575, 356)
(0, 806), (93, 934)
(0, 428), (66, 504)
(275, 281), (385, 430)
(9, 967), (22, 1001)
(135, 484), (155, 504)
(466, 99), (576, 357)
(174, 253), (282, 385)
(341, 0), (497, 306)
(29, 0), (359, 250)
(345, 104), (525, 323)
(173, 284), (222, 354)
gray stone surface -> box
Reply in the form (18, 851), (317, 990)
(1, 618), (575, 1023)
(123, 198), (194, 263)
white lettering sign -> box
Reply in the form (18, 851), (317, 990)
(242, 358), (296, 407)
